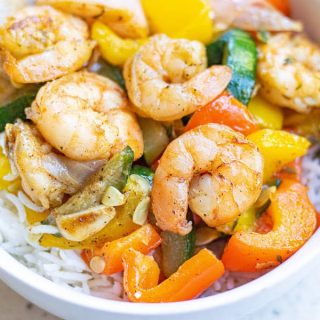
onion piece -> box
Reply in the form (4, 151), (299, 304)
(195, 227), (222, 246)
(42, 153), (105, 194)
(56, 205), (116, 241)
(209, 0), (302, 32)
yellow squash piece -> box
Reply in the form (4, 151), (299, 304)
(92, 21), (146, 66)
(26, 207), (49, 225)
(39, 206), (138, 249)
(39, 172), (152, 249)
(0, 147), (21, 193)
(248, 129), (310, 182)
(0, 147), (11, 191)
(1, 147), (49, 224)
(234, 208), (256, 232)
(248, 96), (283, 130)
(141, 0), (213, 44)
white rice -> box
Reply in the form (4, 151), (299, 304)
(0, 141), (319, 300)
(0, 189), (125, 300)
(302, 145), (320, 211)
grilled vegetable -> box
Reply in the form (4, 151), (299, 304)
(222, 180), (317, 272)
(233, 208), (256, 232)
(52, 146), (134, 216)
(161, 227), (195, 278)
(40, 155), (153, 249)
(131, 165), (154, 185)
(141, 0), (213, 43)
(248, 96), (283, 130)
(92, 21), (146, 67)
(56, 205), (116, 241)
(195, 227), (222, 246)
(138, 118), (169, 165)
(123, 248), (224, 302)
(81, 224), (161, 275)
(185, 92), (258, 135)
(206, 29), (257, 105)
(248, 129), (310, 182)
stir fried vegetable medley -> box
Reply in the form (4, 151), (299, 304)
(0, 0), (319, 303)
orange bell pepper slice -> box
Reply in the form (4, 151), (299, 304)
(276, 158), (302, 182)
(82, 224), (161, 275)
(222, 180), (317, 272)
(267, 0), (290, 16)
(123, 248), (224, 303)
(184, 92), (259, 135)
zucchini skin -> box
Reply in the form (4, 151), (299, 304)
(161, 227), (196, 278)
(0, 94), (36, 132)
(207, 29), (258, 106)
(131, 165), (154, 185)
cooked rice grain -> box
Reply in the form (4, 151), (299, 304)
(0, 190), (125, 299)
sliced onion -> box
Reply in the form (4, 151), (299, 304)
(42, 153), (105, 194)
(233, 1), (302, 32)
(209, 0), (302, 32)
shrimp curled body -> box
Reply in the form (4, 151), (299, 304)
(152, 124), (263, 235)
(27, 71), (143, 161)
(124, 34), (232, 121)
(5, 122), (68, 208)
(258, 33), (320, 113)
(0, 6), (94, 83)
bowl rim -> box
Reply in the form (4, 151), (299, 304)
(0, 228), (320, 316)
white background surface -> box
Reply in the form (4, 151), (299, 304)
(1, 256), (320, 320)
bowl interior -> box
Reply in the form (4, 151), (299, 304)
(1, 227), (320, 317)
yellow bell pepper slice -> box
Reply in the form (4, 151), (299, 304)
(0, 147), (48, 224)
(248, 96), (283, 130)
(0, 146), (21, 193)
(0, 147), (12, 191)
(92, 21), (146, 67)
(141, 0), (213, 44)
(248, 129), (310, 182)
(26, 207), (49, 225)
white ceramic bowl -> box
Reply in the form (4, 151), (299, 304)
(1, 230), (320, 320)
(1, 1), (319, 319)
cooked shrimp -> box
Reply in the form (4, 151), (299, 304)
(0, 6), (94, 84)
(26, 71), (143, 161)
(258, 33), (320, 113)
(124, 34), (232, 122)
(36, 0), (149, 39)
(5, 121), (68, 208)
(152, 123), (263, 235)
